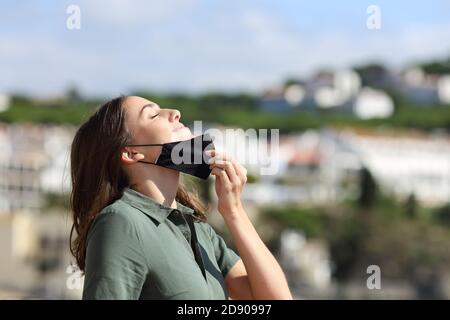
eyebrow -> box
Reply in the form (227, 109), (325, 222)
(139, 103), (159, 117)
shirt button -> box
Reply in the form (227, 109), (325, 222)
(172, 209), (181, 215)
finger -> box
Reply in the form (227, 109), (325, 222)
(231, 159), (247, 184)
(210, 159), (240, 173)
(204, 149), (214, 162)
(210, 160), (240, 186)
(205, 149), (217, 159)
(210, 167), (223, 176)
(211, 167), (231, 186)
(208, 155), (231, 164)
(207, 150), (233, 165)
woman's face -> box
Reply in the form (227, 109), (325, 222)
(124, 96), (193, 144)
(122, 96), (193, 162)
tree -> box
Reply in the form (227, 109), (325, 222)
(352, 63), (390, 88)
(357, 166), (378, 209)
(405, 193), (417, 219)
(419, 57), (450, 75)
(435, 203), (450, 226)
(66, 85), (82, 103)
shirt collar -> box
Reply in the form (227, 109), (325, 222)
(120, 187), (195, 223)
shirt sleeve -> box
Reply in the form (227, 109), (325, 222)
(206, 223), (241, 278)
(82, 210), (149, 300)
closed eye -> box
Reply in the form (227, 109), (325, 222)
(150, 113), (159, 119)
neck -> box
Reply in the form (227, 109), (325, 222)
(129, 167), (180, 209)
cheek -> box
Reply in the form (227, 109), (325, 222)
(139, 121), (172, 143)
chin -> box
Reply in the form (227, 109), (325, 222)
(172, 128), (193, 141)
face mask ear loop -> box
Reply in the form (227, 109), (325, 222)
(136, 160), (156, 165)
(153, 148), (162, 164)
(126, 143), (164, 147)
(135, 151), (161, 165)
(126, 143), (163, 165)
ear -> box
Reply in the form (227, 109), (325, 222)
(120, 149), (145, 165)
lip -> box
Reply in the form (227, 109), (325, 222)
(173, 124), (186, 131)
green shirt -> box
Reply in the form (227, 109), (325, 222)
(82, 187), (241, 300)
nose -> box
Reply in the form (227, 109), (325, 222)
(169, 109), (181, 122)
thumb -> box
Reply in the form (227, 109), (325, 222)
(211, 167), (223, 176)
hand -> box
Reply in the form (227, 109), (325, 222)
(206, 150), (247, 216)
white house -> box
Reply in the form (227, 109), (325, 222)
(353, 87), (394, 119)
(0, 93), (10, 112)
(0, 124), (74, 213)
(332, 128), (450, 206)
(438, 75), (450, 104)
(314, 70), (361, 109)
(402, 68), (450, 105)
(280, 229), (332, 290)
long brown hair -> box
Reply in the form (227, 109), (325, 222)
(69, 96), (207, 272)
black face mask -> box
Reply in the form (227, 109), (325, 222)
(127, 133), (215, 179)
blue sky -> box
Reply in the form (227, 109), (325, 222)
(1, 0), (449, 97)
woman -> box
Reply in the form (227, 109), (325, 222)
(70, 95), (292, 300)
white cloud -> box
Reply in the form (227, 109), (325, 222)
(80, 0), (198, 26)
(0, 3), (449, 97)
